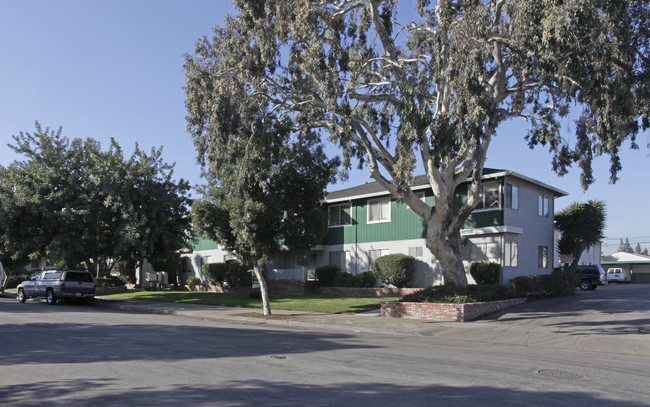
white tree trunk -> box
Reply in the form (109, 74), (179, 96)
(425, 222), (468, 286)
(253, 263), (272, 315)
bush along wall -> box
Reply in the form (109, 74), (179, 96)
(511, 268), (578, 298)
(470, 262), (501, 285)
(374, 254), (415, 288)
(315, 265), (340, 286)
(315, 266), (377, 288)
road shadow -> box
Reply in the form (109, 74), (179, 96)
(0, 378), (646, 407)
(0, 317), (378, 366)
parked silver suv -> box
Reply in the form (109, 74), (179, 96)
(17, 270), (95, 305)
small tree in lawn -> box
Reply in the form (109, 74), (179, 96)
(555, 200), (606, 273)
(184, 1), (649, 287)
(189, 89), (339, 314)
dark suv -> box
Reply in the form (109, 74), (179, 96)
(575, 265), (606, 290)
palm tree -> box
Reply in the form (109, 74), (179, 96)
(555, 200), (606, 272)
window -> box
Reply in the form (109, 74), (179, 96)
(367, 198), (391, 223)
(538, 195), (549, 217)
(538, 246), (548, 268)
(368, 249), (389, 269)
(475, 183), (500, 210)
(409, 247), (423, 257)
(504, 241), (518, 267)
(329, 203), (352, 227)
(506, 184), (519, 210)
(329, 251), (347, 271)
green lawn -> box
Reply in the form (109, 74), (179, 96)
(104, 291), (399, 315)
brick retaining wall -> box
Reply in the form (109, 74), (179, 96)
(172, 282), (422, 297)
(381, 298), (526, 322)
(315, 287), (421, 297)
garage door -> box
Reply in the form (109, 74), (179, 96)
(633, 273), (650, 284)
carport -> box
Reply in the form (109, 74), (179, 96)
(602, 251), (650, 283)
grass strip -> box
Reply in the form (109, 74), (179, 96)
(104, 291), (399, 315)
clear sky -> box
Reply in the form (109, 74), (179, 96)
(1, 0), (648, 255)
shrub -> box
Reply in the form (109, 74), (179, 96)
(511, 270), (578, 298)
(355, 271), (377, 288)
(95, 275), (126, 288)
(186, 276), (202, 286)
(202, 263), (229, 286)
(248, 288), (262, 299)
(374, 254), (415, 288)
(225, 260), (252, 287)
(334, 271), (354, 287)
(400, 284), (511, 304)
(511, 275), (542, 297)
(544, 267), (579, 297)
(470, 262), (501, 285)
(113, 260), (136, 284)
(315, 265), (339, 286)
(330, 270), (377, 287)
(6, 273), (31, 289)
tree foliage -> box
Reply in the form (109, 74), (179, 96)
(184, 0), (648, 286)
(0, 122), (193, 277)
(188, 87), (339, 313)
(555, 200), (606, 271)
(619, 237), (634, 253)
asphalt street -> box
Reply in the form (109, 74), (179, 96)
(1, 284), (649, 406)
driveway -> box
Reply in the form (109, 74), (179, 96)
(481, 283), (650, 334)
(426, 284), (650, 356)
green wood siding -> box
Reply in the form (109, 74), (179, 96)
(323, 191), (504, 245)
(192, 238), (219, 251)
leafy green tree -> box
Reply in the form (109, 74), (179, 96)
(0, 122), (192, 277)
(184, 0), (648, 286)
(555, 200), (606, 272)
(190, 100), (339, 314)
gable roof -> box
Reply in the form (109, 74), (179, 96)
(602, 251), (650, 264)
(324, 168), (567, 203)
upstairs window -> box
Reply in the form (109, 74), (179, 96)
(506, 184), (519, 210)
(475, 183), (500, 210)
(329, 203), (352, 227)
(538, 195), (550, 217)
(367, 198), (391, 223)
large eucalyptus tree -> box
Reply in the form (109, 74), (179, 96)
(184, 0), (649, 286)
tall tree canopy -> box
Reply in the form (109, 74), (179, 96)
(0, 123), (193, 277)
(184, 0), (649, 286)
(555, 200), (606, 271)
(189, 74), (339, 314)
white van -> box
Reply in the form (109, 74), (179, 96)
(606, 267), (632, 283)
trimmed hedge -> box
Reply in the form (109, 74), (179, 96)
(470, 262), (501, 285)
(202, 263), (229, 286)
(333, 271), (376, 287)
(374, 254), (415, 288)
(315, 265), (339, 286)
(511, 268), (578, 298)
(95, 275), (126, 288)
(401, 284), (511, 304)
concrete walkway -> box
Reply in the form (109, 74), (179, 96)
(92, 284), (650, 357)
